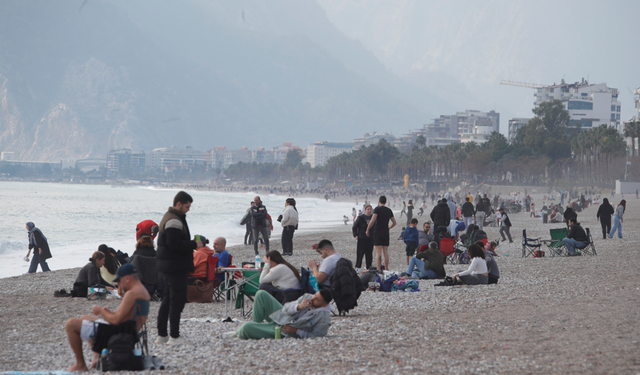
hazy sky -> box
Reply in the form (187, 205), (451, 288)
(317, 0), (640, 134)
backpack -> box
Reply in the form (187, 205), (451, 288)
(101, 333), (142, 372)
(71, 281), (88, 298)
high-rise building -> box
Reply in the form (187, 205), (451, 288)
(533, 79), (621, 131)
(306, 142), (354, 168)
(508, 118), (530, 142)
(147, 146), (205, 171)
(106, 149), (146, 174)
(353, 132), (396, 150)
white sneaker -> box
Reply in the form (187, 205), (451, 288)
(154, 336), (169, 345)
(167, 336), (191, 346)
(221, 331), (236, 339)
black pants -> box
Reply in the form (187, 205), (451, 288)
(281, 225), (295, 255)
(244, 225), (253, 245)
(157, 272), (187, 338)
(355, 236), (374, 269)
(252, 226), (270, 255)
(600, 219), (611, 239)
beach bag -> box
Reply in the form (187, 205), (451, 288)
(186, 280), (213, 303)
(87, 287), (108, 301)
(308, 274), (319, 293)
(101, 333), (143, 372)
(72, 281), (88, 298)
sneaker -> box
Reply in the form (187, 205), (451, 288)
(167, 336), (191, 346)
(355, 268), (361, 275)
(155, 335), (169, 345)
(221, 331), (236, 340)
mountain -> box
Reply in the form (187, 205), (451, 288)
(0, 0), (440, 161)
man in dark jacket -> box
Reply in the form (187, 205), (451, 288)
(251, 196), (269, 255)
(498, 208), (513, 243)
(240, 202), (254, 245)
(563, 218), (588, 256)
(430, 199), (451, 232)
(483, 194), (492, 215)
(156, 191), (203, 346)
(596, 198), (615, 239)
(461, 197), (475, 229)
(412, 242), (446, 279)
(25, 222), (52, 273)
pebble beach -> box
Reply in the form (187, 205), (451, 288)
(1, 193), (639, 374)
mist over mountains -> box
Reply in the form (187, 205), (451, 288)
(0, 0), (450, 161)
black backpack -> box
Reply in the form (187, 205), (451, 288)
(101, 333), (142, 372)
(330, 258), (365, 314)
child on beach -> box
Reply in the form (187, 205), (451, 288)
(403, 218), (419, 265)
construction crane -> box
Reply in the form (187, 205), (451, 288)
(500, 80), (548, 89)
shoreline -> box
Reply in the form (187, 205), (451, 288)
(1, 197), (639, 373)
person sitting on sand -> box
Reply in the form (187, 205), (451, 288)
(308, 240), (342, 288)
(65, 264), (150, 371)
(75, 251), (116, 291)
(225, 289), (333, 340)
(402, 242), (445, 279)
(452, 243), (488, 285)
(482, 241), (500, 284)
(259, 250), (302, 302)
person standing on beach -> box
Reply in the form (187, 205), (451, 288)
(25, 222), (51, 273)
(596, 198), (614, 239)
(352, 204), (374, 271)
(251, 196), (270, 255)
(280, 198), (298, 256)
(156, 191), (203, 346)
(406, 200), (414, 227)
(240, 202), (254, 246)
(366, 196), (397, 271)
(609, 199), (626, 239)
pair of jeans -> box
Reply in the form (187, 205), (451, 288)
(610, 215), (622, 238)
(252, 226), (270, 255)
(157, 272), (188, 338)
(236, 290), (282, 339)
(463, 216), (473, 229)
(28, 251), (50, 273)
(281, 226), (295, 254)
(355, 236), (373, 269)
(406, 257), (438, 279)
(499, 225), (513, 242)
(563, 238), (585, 255)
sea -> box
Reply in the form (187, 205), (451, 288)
(0, 181), (355, 279)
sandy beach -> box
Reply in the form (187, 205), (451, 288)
(1, 192), (639, 374)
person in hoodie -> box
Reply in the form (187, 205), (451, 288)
(189, 235), (214, 283)
(461, 197), (475, 229)
(429, 199), (451, 236)
(403, 218), (419, 265)
(25, 222), (52, 273)
(444, 193), (457, 222)
(596, 198), (615, 239)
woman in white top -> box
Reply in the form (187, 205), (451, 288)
(259, 249), (302, 293)
(452, 243), (488, 285)
(280, 198), (299, 256)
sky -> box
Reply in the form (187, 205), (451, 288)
(316, 0), (640, 135)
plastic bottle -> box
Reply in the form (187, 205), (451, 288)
(274, 326), (281, 339)
(255, 254), (261, 269)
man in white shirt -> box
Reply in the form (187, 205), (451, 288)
(308, 239), (342, 287)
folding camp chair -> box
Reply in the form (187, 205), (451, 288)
(235, 268), (261, 317)
(206, 256), (224, 302)
(543, 227), (568, 257)
(521, 229), (542, 258)
(575, 228), (597, 256)
(439, 237), (458, 264)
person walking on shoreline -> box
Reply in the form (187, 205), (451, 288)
(25, 222), (51, 273)
(251, 196), (270, 255)
(156, 191), (203, 346)
(366, 196), (396, 271)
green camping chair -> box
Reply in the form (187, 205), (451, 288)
(544, 227), (568, 257)
(235, 268), (261, 317)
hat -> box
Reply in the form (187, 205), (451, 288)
(136, 220), (159, 240)
(194, 234), (208, 245)
(113, 263), (138, 283)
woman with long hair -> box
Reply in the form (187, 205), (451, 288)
(609, 199), (626, 239)
(452, 243), (488, 285)
(74, 251), (114, 290)
(98, 245), (121, 285)
(259, 250), (301, 302)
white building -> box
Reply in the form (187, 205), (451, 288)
(306, 142), (354, 168)
(106, 149), (146, 173)
(0, 151), (15, 161)
(147, 146), (205, 171)
(223, 148), (252, 169)
(353, 132), (396, 150)
(508, 118), (530, 142)
(533, 79), (621, 131)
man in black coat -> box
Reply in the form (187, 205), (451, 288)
(596, 198), (615, 239)
(563, 218), (588, 256)
(461, 197), (475, 229)
(156, 191), (203, 346)
(430, 199), (451, 246)
(26, 222), (52, 273)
